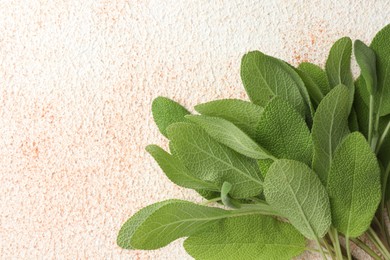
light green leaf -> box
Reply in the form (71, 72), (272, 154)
(240, 51), (308, 117)
(327, 132), (381, 237)
(312, 85), (350, 185)
(354, 39), (377, 95)
(184, 215), (306, 260)
(152, 96), (190, 137)
(370, 24), (390, 116)
(167, 123), (263, 198)
(264, 159), (331, 240)
(186, 115), (275, 160)
(256, 97), (313, 165)
(325, 37), (354, 89)
(117, 200), (228, 250)
(194, 99), (263, 140)
(146, 145), (219, 191)
(298, 62), (330, 96)
(117, 200), (179, 249)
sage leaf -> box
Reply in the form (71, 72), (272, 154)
(325, 37), (354, 89)
(264, 159), (331, 240)
(152, 96), (190, 137)
(354, 79), (370, 137)
(327, 132), (381, 237)
(295, 67), (324, 107)
(195, 99), (263, 140)
(184, 215), (306, 260)
(378, 115), (390, 168)
(370, 24), (390, 116)
(167, 123), (263, 198)
(186, 115), (274, 160)
(354, 39), (377, 95)
(118, 200), (229, 250)
(240, 51), (308, 117)
(312, 85), (350, 185)
(146, 145), (219, 191)
(256, 97), (313, 165)
(298, 62), (331, 96)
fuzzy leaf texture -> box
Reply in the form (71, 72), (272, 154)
(312, 84), (350, 185)
(327, 132), (381, 237)
(298, 62), (330, 97)
(152, 96), (190, 137)
(264, 159), (331, 240)
(118, 200), (231, 250)
(240, 51), (308, 117)
(184, 215), (306, 260)
(370, 24), (390, 116)
(146, 145), (219, 191)
(325, 37), (354, 89)
(256, 97), (312, 165)
(354, 39), (377, 94)
(186, 115), (274, 160)
(194, 99), (263, 140)
(167, 123), (263, 198)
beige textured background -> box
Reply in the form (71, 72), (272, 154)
(1, 0), (390, 259)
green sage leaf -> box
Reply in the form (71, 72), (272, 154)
(186, 115), (274, 160)
(354, 39), (377, 95)
(118, 200), (228, 250)
(264, 159), (331, 239)
(298, 62), (330, 96)
(152, 96), (190, 137)
(167, 123), (263, 198)
(327, 132), (381, 237)
(194, 99), (263, 140)
(240, 51), (308, 117)
(370, 24), (390, 116)
(146, 145), (219, 191)
(256, 97), (312, 165)
(312, 85), (350, 185)
(184, 215), (306, 260)
(325, 37), (354, 89)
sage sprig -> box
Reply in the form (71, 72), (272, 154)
(117, 24), (390, 260)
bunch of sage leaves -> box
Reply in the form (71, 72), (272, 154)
(117, 24), (390, 260)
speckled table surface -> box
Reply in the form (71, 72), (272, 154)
(1, 1), (389, 259)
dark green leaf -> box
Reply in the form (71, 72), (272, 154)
(327, 132), (381, 237)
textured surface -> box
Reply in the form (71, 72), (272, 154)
(1, 0), (390, 259)
(327, 133), (381, 238)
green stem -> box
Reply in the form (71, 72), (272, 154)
(369, 95), (375, 148)
(239, 202), (281, 216)
(367, 227), (390, 259)
(380, 164), (390, 246)
(345, 236), (352, 260)
(350, 238), (382, 260)
(376, 120), (390, 154)
(331, 228), (343, 260)
(321, 238), (335, 259)
(201, 197), (221, 205)
(315, 238), (328, 260)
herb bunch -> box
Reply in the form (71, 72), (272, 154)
(117, 24), (390, 260)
